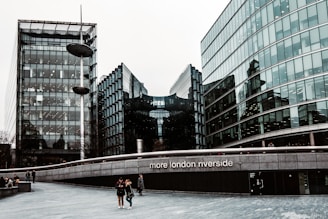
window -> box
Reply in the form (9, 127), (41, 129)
(292, 35), (301, 56)
(272, 66), (279, 86)
(266, 69), (273, 88)
(277, 42), (285, 62)
(270, 45), (278, 65)
(317, 2), (328, 24)
(282, 16), (291, 37)
(314, 76), (325, 99)
(310, 28), (320, 50)
(273, 0), (281, 18)
(319, 25), (328, 47)
(305, 78), (315, 101)
(303, 54), (313, 76)
(284, 38), (293, 59)
(296, 81), (305, 103)
(289, 0), (298, 12)
(281, 86), (289, 106)
(312, 52), (322, 74)
(279, 63), (287, 84)
(263, 27), (269, 47)
(275, 20), (283, 40)
(261, 6), (268, 27)
(299, 9), (308, 30)
(322, 50), (328, 72)
(301, 31), (311, 53)
(286, 60), (295, 82)
(294, 57), (304, 79)
(264, 48), (271, 67)
(267, 3), (274, 23)
(290, 13), (299, 34)
(307, 5), (318, 28)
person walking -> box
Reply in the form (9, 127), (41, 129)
(137, 174), (145, 196)
(115, 177), (125, 208)
(25, 171), (31, 182)
(125, 179), (134, 209)
(32, 170), (36, 183)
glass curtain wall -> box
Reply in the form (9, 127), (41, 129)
(16, 20), (97, 166)
(98, 63), (204, 155)
(202, 0), (328, 148)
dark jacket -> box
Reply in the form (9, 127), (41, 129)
(115, 180), (125, 196)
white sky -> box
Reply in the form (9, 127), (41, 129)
(0, 0), (230, 130)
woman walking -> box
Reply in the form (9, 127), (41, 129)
(115, 177), (125, 208)
(125, 179), (134, 209)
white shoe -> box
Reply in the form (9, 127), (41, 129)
(128, 206), (132, 209)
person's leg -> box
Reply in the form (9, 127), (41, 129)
(121, 196), (124, 208)
(117, 196), (121, 208)
(126, 196), (132, 207)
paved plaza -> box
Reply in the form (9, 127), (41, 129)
(1, 182), (328, 218)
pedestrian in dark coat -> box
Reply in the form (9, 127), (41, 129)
(115, 177), (125, 208)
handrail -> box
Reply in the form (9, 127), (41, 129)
(1, 145), (327, 173)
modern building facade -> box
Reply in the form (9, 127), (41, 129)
(98, 63), (205, 156)
(169, 64), (206, 149)
(201, 0), (328, 148)
(7, 20), (97, 167)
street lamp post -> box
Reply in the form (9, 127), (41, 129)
(66, 6), (93, 160)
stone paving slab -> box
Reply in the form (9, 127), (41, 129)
(0, 182), (328, 219)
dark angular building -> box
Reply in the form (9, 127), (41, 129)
(98, 63), (205, 156)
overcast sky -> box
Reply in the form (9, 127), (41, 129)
(0, 0), (230, 130)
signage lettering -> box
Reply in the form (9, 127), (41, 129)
(149, 160), (233, 169)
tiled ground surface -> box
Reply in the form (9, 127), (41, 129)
(1, 182), (328, 219)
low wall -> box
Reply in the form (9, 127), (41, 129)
(18, 182), (31, 192)
(0, 187), (18, 198)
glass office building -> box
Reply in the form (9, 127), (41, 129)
(98, 63), (148, 155)
(98, 63), (205, 156)
(8, 20), (97, 167)
(201, 0), (328, 148)
(169, 64), (206, 149)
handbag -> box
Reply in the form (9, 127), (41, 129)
(128, 185), (134, 198)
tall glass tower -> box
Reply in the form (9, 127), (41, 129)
(201, 0), (328, 148)
(11, 20), (97, 167)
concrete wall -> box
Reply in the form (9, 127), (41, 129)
(25, 152), (328, 182)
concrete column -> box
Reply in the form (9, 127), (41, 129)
(309, 132), (315, 146)
(137, 139), (143, 154)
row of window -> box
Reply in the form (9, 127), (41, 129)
(23, 49), (91, 66)
(22, 96), (82, 107)
(21, 34), (81, 46)
(204, 15), (328, 86)
(203, 1), (328, 88)
(249, 50), (328, 96)
(204, 0), (322, 51)
(23, 64), (90, 79)
(207, 73), (328, 128)
(206, 49), (328, 118)
(206, 100), (328, 146)
(203, 0), (325, 64)
(22, 110), (88, 121)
